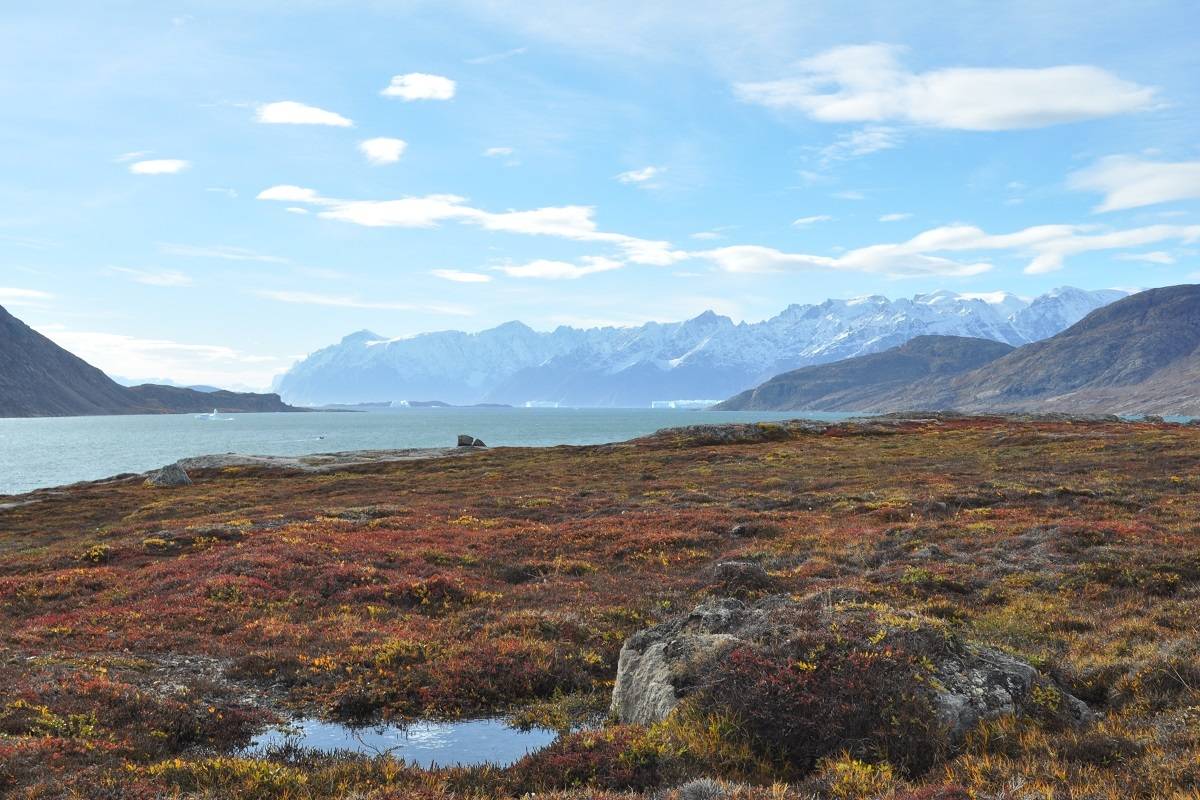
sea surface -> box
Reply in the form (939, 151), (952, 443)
(0, 407), (854, 496)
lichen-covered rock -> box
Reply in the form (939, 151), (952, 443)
(144, 463), (192, 488)
(611, 595), (1089, 751)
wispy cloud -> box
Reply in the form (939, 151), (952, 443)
(466, 47), (527, 65)
(615, 165), (664, 185)
(820, 126), (901, 162)
(879, 212), (913, 222)
(114, 151), (150, 163)
(129, 159), (190, 175)
(256, 101), (353, 127)
(1068, 155), (1200, 212)
(159, 244), (289, 263)
(484, 146), (514, 157)
(792, 215), (833, 226)
(359, 137), (408, 165)
(1115, 251), (1175, 264)
(431, 269), (493, 283)
(696, 222), (1200, 277)
(380, 73), (456, 101)
(0, 287), (53, 307)
(108, 267), (193, 287)
(736, 44), (1158, 131)
(497, 257), (623, 280)
(257, 290), (471, 315)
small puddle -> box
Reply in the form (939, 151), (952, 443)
(245, 718), (557, 768)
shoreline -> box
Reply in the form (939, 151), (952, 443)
(2, 411), (1187, 503)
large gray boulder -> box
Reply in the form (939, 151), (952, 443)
(611, 595), (1090, 744)
(145, 463), (192, 488)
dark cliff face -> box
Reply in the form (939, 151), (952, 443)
(714, 336), (1015, 412)
(0, 305), (137, 417)
(0, 305), (298, 418)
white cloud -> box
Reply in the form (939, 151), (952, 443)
(694, 222), (1200, 277)
(359, 137), (408, 165)
(256, 185), (322, 203)
(258, 184), (688, 266)
(484, 146), (515, 157)
(0, 287), (53, 307)
(159, 243), (289, 263)
(108, 267), (193, 287)
(129, 159), (190, 175)
(33, 325), (288, 389)
(431, 269), (493, 283)
(258, 290), (471, 316)
(690, 231), (723, 241)
(1068, 155), (1200, 212)
(466, 47), (528, 65)
(1114, 250), (1175, 264)
(285, 207), (310, 215)
(792, 215), (833, 226)
(497, 257), (623, 280)
(256, 101), (353, 127)
(833, 190), (865, 200)
(381, 73), (456, 101)
(880, 213), (913, 222)
(736, 44), (1157, 131)
(616, 165), (664, 184)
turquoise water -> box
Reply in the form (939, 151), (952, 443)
(246, 718), (556, 766)
(0, 407), (852, 496)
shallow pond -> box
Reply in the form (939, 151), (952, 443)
(245, 718), (558, 767)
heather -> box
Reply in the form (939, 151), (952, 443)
(2, 415), (1199, 798)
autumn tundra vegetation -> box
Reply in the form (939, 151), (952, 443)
(2, 415), (1200, 798)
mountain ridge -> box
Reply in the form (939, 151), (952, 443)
(275, 286), (1130, 407)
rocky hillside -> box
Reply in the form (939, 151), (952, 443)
(924, 284), (1200, 415)
(274, 287), (1127, 407)
(0, 305), (299, 418)
(723, 285), (1200, 416)
(714, 335), (1014, 411)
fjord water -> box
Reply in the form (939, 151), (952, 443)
(246, 718), (556, 767)
(0, 407), (847, 496)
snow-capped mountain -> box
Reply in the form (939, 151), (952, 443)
(274, 287), (1131, 407)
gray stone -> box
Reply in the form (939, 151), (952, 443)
(457, 434), (487, 447)
(145, 463), (192, 488)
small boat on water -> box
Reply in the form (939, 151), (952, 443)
(195, 408), (233, 421)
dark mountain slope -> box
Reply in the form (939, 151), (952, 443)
(714, 336), (1015, 411)
(0, 305), (299, 417)
(926, 284), (1200, 414)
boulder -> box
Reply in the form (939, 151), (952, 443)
(611, 595), (1090, 746)
(457, 435), (487, 447)
(145, 463), (192, 488)
(708, 560), (774, 596)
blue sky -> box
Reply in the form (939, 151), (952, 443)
(2, 1), (1199, 388)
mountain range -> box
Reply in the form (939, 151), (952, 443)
(718, 284), (1200, 416)
(0, 304), (300, 418)
(274, 287), (1130, 407)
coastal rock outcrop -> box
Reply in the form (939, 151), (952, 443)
(611, 596), (1089, 753)
(457, 434), (486, 447)
(145, 463), (193, 488)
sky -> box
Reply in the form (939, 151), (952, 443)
(1, 1), (1199, 389)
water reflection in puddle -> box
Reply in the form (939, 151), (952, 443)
(246, 718), (557, 768)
